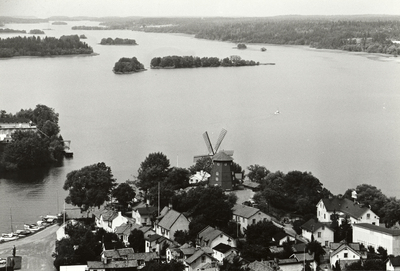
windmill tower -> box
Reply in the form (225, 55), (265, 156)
(209, 151), (234, 190)
(193, 129), (234, 162)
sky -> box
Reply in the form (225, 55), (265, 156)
(1, 0), (400, 18)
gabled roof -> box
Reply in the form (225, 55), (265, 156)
(242, 180), (260, 189)
(102, 248), (134, 260)
(330, 242), (361, 252)
(273, 231), (289, 242)
(292, 243), (307, 253)
(87, 260), (138, 269)
(131, 252), (158, 261)
(290, 252), (315, 262)
(158, 209), (188, 230)
(387, 256), (400, 267)
(114, 222), (141, 235)
(247, 260), (274, 271)
(185, 247), (215, 264)
(198, 226), (233, 247)
(232, 204), (262, 218)
(301, 218), (333, 233)
(353, 223), (400, 236)
(135, 206), (158, 216)
(101, 210), (119, 222)
(330, 243), (361, 258)
(212, 151), (233, 162)
(147, 234), (167, 243)
(321, 197), (374, 219)
(213, 243), (235, 254)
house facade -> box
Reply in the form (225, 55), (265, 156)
(329, 243), (365, 269)
(0, 118), (36, 142)
(316, 197), (379, 225)
(212, 243), (237, 263)
(131, 206), (157, 226)
(155, 207), (190, 240)
(232, 204), (271, 235)
(184, 247), (218, 271)
(96, 210), (129, 233)
(387, 256), (400, 271)
(301, 219), (334, 246)
(353, 223), (400, 255)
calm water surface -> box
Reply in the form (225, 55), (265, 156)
(1, 21), (400, 233)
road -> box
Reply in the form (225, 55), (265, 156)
(0, 225), (59, 271)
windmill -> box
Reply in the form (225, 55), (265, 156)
(193, 128), (234, 162)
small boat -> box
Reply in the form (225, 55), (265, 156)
(0, 233), (19, 241)
(24, 224), (40, 231)
(261, 47), (267, 52)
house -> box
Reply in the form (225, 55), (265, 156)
(86, 248), (138, 271)
(290, 252), (317, 271)
(184, 247), (218, 271)
(139, 226), (156, 239)
(329, 242), (366, 269)
(386, 256), (400, 271)
(96, 210), (129, 233)
(197, 226), (236, 248)
(131, 205), (158, 226)
(0, 117), (36, 142)
(130, 252), (158, 269)
(212, 243), (237, 262)
(246, 260), (274, 271)
(353, 223), (400, 255)
(273, 231), (296, 245)
(242, 180), (260, 191)
(301, 219), (334, 247)
(232, 204), (271, 234)
(166, 243), (196, 263)
(102, 248), (135, 262)
(115, 222), (141, 246)
(145, 233), (177, 255)
(316, 197), (379, 225)
(155, 207), (190, 240)
(189, 170), (210, 184)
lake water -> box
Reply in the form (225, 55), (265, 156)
(1, 21), (400, 234)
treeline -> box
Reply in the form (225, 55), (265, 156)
(0, 105), (65, 171)
(0, 35), (93, 57)
(133, 17), (400, 55)
(100, 37), (137, 45)
(0, 28), (26, 33)
(29, 29), (44, 34)
(71, 26), (107, 30)
(150, 55), (259, 68)
(113, 57), (145, 73)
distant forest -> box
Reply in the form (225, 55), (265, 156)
(0, 35), (93, 57)
(129, 17), (400, 55)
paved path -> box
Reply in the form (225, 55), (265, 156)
(0, 225), (59, 271)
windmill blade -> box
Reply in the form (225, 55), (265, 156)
(214, 128), (227, 153)
(203, 132), (214, 155)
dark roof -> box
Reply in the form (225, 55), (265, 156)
(213, 243), (234, 253)
(0, 117), (31, 124)
(185, 247), (214, 264)
(158, 209), (188, 230)
(232, 204), (261, 218)
(353, 223), (400, 236)
(273, 231), (288, 242)
(242, 180), (260, 189)
(330, 243), (361, 258)
(198, 226), (233, 247)
(388, 256), (400, 267)
(147, 234), (167, 243)
(102, 248), (134, 260)
(135, 206), (158, 215)
(330, 242), (361, 252)
(301, 218), (333, 232)
(321, 197), (373, 219)
(87, 260), (138, 269)
(212, 151), (233, 161)
(131, 252), (158, 261)
(292, 243), (307, 253)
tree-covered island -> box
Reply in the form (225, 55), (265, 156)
(0, 28), (26, 34)
(113, 57), (146, 74)
(52, 21), (67, 25)
(29, 29), (45, 34)
(150, 55), (259, 69)
(0, 105), (66, 171)
(100, 37), (137, 45)
(0, 34), (93, 57)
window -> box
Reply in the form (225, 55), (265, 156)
(216, 172), (219, 176)
(344, 253), (348, 258)
(324, 214), (326, 219)
(252, 219), (256, 224)
(325, 241), (329, 246)
(317, 232), (321, 238)
(217, 163), (220, 166)
(216, 177), (219, 181)
(225, 163), (228, 166)
(367, 213), (370, 219)
(201, 256), (206, 263)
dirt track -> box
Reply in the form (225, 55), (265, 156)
(0, 225), (59, 271)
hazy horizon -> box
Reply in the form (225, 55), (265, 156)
(1, 0), (400, 19)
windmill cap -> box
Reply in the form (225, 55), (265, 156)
(212, 151), (234, 161)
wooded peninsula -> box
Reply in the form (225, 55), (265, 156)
(0, 34), (93, 57)
(150, 55), (259, 68)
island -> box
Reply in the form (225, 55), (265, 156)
(51, 21), (67, 25)
(71, 26), (107, 30)
(100, 37), (137, 45)
(237, 43), (247, 49)
(150, 55), (259, 69)
(0, 35), (94, 58)
(113, 57), (146, 74)
(29, 29), (45, 34)
(0, 28), (26, 34)
(79, 34), (87, 39)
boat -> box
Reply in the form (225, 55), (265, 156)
(261, 47), (267, 52)
(0, 233), (19, 241)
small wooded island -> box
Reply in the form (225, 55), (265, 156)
(113, 57), (146, 74)
(52, 21), (67, 25)
(150, 55), (259, 69)
(29, 29), (45, 34)
(100, 37), (137, 45)
(0, 35), (93, 57)
(0, 28), (26, 34)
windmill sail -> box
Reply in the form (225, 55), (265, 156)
(214, 128), (227, 153)
(203, 132), (214, 155)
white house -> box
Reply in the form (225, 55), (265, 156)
(329, 243), (365, 269)
(316, 197), (379, 225)
(353, 223), (400, 255)
(184, 247), (218, 271)
(131, 205), (157, 226)
(0, 118), (36, 142)
(232, 204), (271, 235)
(197, 226), (236, 248)
(95, 210), (128, 233)
(386, 256), (400, 271)
(155, 207), (190, 240)
(301, 218), (334, 247)
(189, 170), (210, 184)
(212, 243), (237, 263)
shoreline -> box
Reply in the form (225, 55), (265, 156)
(0, 52), (99, 60)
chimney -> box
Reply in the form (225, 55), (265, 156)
(168, 203), (172, 210)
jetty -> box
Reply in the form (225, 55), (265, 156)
(63, 140), (73, 158)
